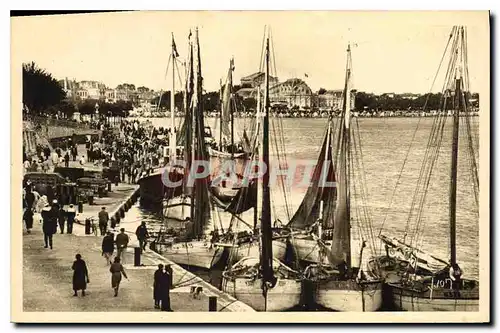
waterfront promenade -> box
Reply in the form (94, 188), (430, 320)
(22, 164), (254, 312)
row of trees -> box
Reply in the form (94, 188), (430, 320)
(355, 92), (479, 111)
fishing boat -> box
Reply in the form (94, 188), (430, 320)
(222, 33), (302, 311)
(157, 29), (227, 269)
(378, 26), (479, 311)
(304, 44), (383, 312)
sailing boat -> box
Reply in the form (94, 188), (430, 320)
(272, 116), (338, 265)
(210, 58), (249, 204)
(162, 32), (193, 222)
(160, 28), (225, 269)
(379, 26), (479, 311)
(138, 34), (184, 207)
(209, 58), (249, 160)
(304, 44), (383, 312)
(221, 35), (302, 312)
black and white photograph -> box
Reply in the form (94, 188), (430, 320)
(11, 10), (490, 323)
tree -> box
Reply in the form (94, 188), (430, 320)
(22, 62), (66, 115)
(242, 97), (257, 110)
(318, 88), (327, 95)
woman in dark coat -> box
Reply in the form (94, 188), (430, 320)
(153, 264), (164, 309)
(72, 254), (89, 297)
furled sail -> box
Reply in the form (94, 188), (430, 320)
(286, 125), (336, 230)
(225, 180), (258, 214)
(220, 59), (234, 141)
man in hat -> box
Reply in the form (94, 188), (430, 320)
(135, 221), (149, 254)
(115, 228), (129, 262)
(66, 204), (76, 234)
(101, 231), (115, 265)
(41, 201), (57, 249)
(98, 207), (109, 236)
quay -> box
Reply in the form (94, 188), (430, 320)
(22, 125), (254, 312)
(23, 188), (255, 312)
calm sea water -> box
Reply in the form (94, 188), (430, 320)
(122, 116), (480, 280)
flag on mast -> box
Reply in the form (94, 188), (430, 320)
(172, 35), (180, 58)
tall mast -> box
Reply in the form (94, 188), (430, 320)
(449, 28), (463, 267)
(170, 33), (177, 162)
(261, 37), (275, 290)
(345, 44), (352, 269)
(230, 58), (235, 160)
(219, 78), (223, 151)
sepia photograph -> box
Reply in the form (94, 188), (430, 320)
(10, 10), (490, 323)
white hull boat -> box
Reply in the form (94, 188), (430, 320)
(315, 278), (383, 312)
(229, 240), (287, 263)
(163, 195), (191, 221)
(222, 257), (302, 311)
(160, 240), (225, 269)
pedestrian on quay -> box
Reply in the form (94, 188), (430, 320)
(23, 207), (34, 234)
(72, 254), (89, 297)
(160, 264), (173, 311)
(98, 207), (109, 236)
(102, 231), (115, 265)
(115, 228), (129, 262)
(109, 257), (128, 297)
(64, 151), (70, 167)
(135, 221), (149, 253)
(66, 204), (76, 234)
(41, 201), (57, 249)
(153, 264), (164, 309)
(58, 205), (66, 234)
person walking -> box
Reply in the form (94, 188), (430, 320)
(64, 151), (70, 167)
(109, 257), (128, 297)
(153, 264), (164, 309)
(102, 231), (115, 265)
(23, 207), (34, 234)
(115, 228), (129, 262)
(41, 202), (57, 249)
(160, 264), (173, 311)
(66, 204), (76, 234)
(135, 221), (149, 253)
(98, 207), (109, 236)
(72, 254), (89, 297)
(58, 205), (66, 234)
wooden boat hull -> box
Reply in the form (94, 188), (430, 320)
(211, 186), (239, 202)
(160, 240), (224, 269)
(163, 196), (191, 221)
(222, 276), (302, 311)
(288, 237), (331, 265)
(208, 146), (248, 159)
(138, 168), (184, 206)
(315, 279), (383, 312)
(230, 240), (287, 263)
(387, 283), (479, 311)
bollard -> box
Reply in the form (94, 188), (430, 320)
(115, 214), (121, 225)
(78, 201), (83, 213)
(108, 182), (112, 192)
(134, 247), (141, 267)
(84, 218), (91, 235)
(88, 196), (94, 206)
(120, 208), (125, 218)
(208, 296), (217, 312)
(115, 176), (119, 186)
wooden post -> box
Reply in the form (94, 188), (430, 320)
(134, 247), (141, 266)
(208, 296), (217, 312)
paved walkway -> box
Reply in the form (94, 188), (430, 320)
(23, 185), (254, 312)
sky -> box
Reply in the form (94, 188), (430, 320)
(11, 11), (489, 95)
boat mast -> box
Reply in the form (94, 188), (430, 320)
(170, 33), (177, 163)
(344, 44), (352, 269)
(449, 28), (463, 267)
(219, 78), (223, 151)
(230, 58), (235, 160)
(261, 37), (276, 291)
(253, 85), (261, 232)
